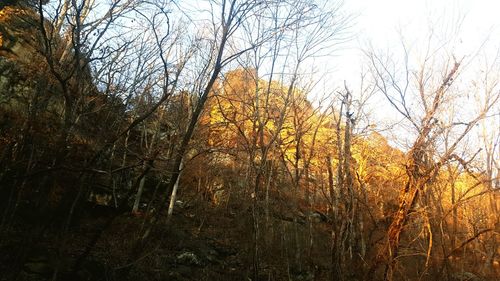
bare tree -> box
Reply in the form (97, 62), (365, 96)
(366, 31), (500, 280)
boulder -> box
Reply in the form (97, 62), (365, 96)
(176, 252), (202, 266)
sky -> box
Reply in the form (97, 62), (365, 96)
(330, 0), (500, 81)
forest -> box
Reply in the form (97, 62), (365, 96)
(0, 0), (498, 280)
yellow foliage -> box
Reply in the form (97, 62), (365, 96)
(207, 68), (301, 151)
(0, 6), (23, 23)
(0, 6), (7, 19)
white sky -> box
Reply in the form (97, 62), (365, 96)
(331, 0), (500, 82)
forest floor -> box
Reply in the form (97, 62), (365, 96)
(0, 194), (332, 281)
(1, 196), (497, 281)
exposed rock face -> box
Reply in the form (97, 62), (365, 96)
(0, 5), (58, 124)
(0, 3), (121, 211)
(0, 5), (43, 60)
(0, 3), (100, 115)
(0, 4), (57, 104)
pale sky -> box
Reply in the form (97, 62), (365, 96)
(332, 0), (500, 82)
